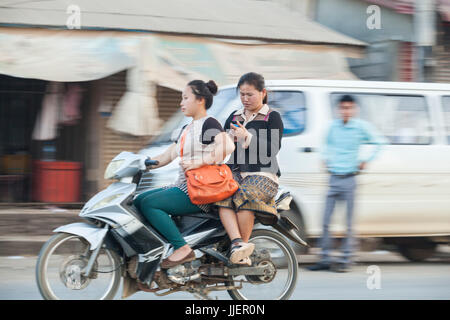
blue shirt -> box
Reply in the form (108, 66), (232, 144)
(320, 118), (385, 175)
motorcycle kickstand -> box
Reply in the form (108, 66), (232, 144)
(189, 287), (215, 300)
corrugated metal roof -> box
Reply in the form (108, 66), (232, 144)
(0, 0), (366, 46)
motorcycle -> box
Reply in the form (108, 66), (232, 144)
(35, 151), (309, 300)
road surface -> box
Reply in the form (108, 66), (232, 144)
(1, 248), (449, 300)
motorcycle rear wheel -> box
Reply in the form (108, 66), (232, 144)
(227, 229), (298, 300)
(36, 232), (122, 300)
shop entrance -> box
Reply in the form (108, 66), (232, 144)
(0, 75), (90, 205)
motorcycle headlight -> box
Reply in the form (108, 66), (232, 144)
(90, 194), (125, 211)
(104, 160), (125, 179)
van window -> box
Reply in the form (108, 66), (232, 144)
(330, 93), (433, 145)
(267, 91), (306, 136)
(208, 88), (241, 125)
(443, 96), (450, 144)
(150, 88), (306, 145)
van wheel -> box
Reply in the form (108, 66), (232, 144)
(397, 241), (437, 262)
(280, 208), (308, 255)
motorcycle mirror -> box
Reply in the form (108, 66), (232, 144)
(171, 128), (182, 143)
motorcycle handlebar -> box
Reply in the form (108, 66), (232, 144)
(145, 158), (159, 167)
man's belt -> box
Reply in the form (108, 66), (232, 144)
(330, 172), (358, 178)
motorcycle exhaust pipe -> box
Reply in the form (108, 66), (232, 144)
(273, 216), (309, 248)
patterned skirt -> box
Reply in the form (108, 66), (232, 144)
(214, 172), (279, 225)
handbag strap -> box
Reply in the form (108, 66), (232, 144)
(179, 123), (192, 158)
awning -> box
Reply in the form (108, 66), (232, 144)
(0, 29), (359, 136)
(0, 30), (136, 82)
(144, 35), (359, 91)
(0, 28), (361, 85)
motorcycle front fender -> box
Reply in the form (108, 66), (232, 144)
(53, 222), (108, 251)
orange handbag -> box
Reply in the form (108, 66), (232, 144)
(179, 124), (239, 205)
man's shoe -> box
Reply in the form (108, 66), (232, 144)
(331, 263), (351, 273)
(307, 263), (330, 271)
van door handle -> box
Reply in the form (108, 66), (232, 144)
(299, 147), (314, 153)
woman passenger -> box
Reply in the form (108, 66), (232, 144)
(215, 72), (284, 265)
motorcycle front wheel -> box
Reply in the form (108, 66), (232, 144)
(227, 229), (298, 300)
(36, 232), (122, 300)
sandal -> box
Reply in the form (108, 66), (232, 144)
(235, 256), (252, 266)
(229, 242), (255, 264)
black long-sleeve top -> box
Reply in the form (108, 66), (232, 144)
(224, 107), (284, 177)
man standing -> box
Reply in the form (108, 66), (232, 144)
(308, 95), (384, 272)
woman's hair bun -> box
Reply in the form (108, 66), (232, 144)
(205, 80), (218, 95)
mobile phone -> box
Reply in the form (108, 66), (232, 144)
(231, 121), (239, 127)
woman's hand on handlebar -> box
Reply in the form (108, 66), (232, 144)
(146, 143), (177, 170)
(145, 158), (160, 168)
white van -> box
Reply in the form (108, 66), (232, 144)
(140, 79), (450, 261)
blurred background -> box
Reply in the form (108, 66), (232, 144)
(0, 0), (449, 299)
(1, 1), (449, 200)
